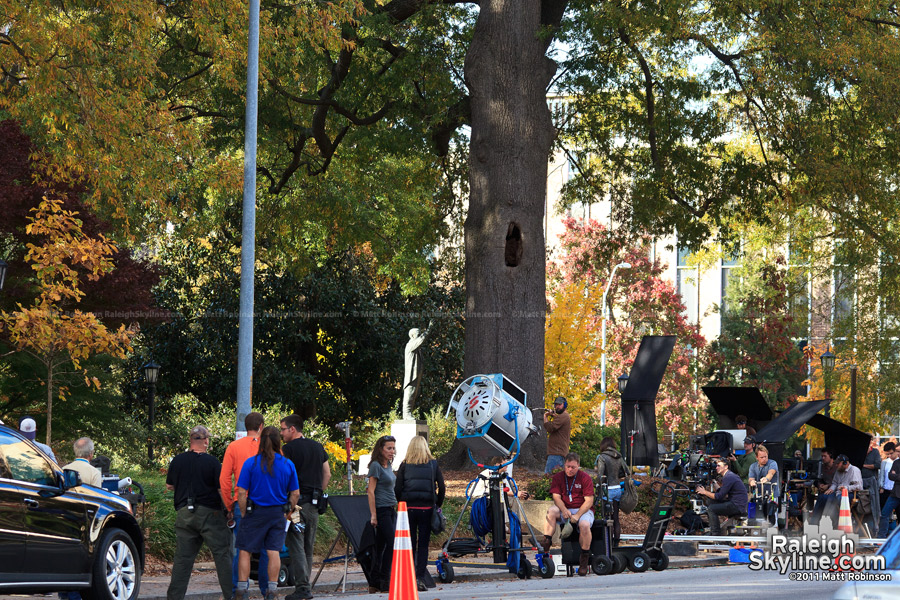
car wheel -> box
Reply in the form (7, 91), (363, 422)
(85, 528), (141, 600)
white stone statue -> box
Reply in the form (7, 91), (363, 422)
(402, 323), (432, 420)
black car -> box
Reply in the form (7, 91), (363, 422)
(0, 423), (144, 600)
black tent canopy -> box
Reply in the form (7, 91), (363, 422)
(702, 386), (776, 429)
(806, 414), (871, 468)
(753, 399), (831, 445)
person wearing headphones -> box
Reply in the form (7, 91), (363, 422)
(544, 396), (572, 474)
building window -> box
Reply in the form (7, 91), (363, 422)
(677, 244), (698, 325)
(833, 239), (855, 326)
(720, 248), (740, 323)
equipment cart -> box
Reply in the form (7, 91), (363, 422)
(437, 469), (554, 583)
(610, 480), (687, 572)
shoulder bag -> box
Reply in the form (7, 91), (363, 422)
(430, 461), (446, 534)
(619, 461), (639, 514)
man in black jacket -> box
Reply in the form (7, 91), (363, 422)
(696, 459), (749, 536)
(280, 415), (331, 600)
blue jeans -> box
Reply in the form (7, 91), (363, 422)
(545, 454), (565, 474)
(877, 495), (900, 538)
(232, 505), (269, 594)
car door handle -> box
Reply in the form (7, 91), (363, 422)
(23, 498), (39, 507)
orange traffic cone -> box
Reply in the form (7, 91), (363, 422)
(837, 488), (853, 534)
(389, 501), (419, 600)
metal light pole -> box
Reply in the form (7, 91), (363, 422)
(236, 0), (260, 438)
(0, 259), (8, 290)
(600, 262), (631, 425)
(143, 361), (161, 462)
(821, 349), (835, 417)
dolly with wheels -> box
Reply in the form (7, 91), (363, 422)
(611, 480), (688, 572)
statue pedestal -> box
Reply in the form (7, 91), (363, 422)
(391, 419), (429, 470)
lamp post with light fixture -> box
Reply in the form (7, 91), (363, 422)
(143, 361), (161, 462)
(821, 349), (835, 417)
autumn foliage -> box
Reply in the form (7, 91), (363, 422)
(0, 198), (135, 444)
(546, 219), (708, 436)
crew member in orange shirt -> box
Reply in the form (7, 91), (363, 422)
(221, 412), (267, 597)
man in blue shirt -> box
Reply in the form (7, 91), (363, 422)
(696, 459), (749, 535)
(235, 426), (299, 600)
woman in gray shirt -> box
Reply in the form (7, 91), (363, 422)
(366, 435), (397, 593)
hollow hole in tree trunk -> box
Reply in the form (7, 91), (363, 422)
(505, 222), (523, 267)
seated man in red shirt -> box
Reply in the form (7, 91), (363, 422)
(540, 452), (595, 576)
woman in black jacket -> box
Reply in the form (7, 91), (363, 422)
(395, 435), (445, 591)
(595, 436), (627, 546)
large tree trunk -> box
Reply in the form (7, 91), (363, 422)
(444, 0), (559, 470)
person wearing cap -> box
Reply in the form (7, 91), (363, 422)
(541, 452), (594, 576)
(61, 437), (102, 487)
(543, 396), (572, 474)
(18, 416), (57, 464)
(166, 426), (233, 600)
(729, 436), (757, 484)
(734, 414), (757, 437)
(696, 459), (749, 536)
(811, 454), (863, 526)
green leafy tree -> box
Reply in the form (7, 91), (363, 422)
(705, 256), (806, 410)
(131, 235), (465, 427)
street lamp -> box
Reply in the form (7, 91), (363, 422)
(821, 349), (835, 417)
(143, 361), (161, 462)
(617, 372), (630, 394)
(0, 259), (7, 291)
(600, 262), (632, 425)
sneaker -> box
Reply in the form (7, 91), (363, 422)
(235, 588), (249, 600)
(367, 587), (380, 594)
(578, 551), (590, 576)
(417, 579), (427, 592)
(540, 535), (553, 553)
(265, 592), (277, 600)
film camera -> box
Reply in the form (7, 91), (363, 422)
(681, 453), (719, 489)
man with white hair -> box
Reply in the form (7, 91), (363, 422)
(62, 437), (102, 487)
(18, 416), (57, 463)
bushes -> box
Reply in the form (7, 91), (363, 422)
(525, 475), (554, 501)
(569, 421), (621, 468)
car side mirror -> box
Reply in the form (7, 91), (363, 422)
(62, 468), (82, 490)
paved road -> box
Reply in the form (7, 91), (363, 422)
(403, 565), (845, 600)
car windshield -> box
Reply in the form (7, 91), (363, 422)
(879, 528), (900, 569)
(0, 430), (57, 486)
